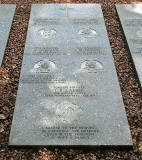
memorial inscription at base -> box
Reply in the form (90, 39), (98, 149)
(116, 4), (142, 87)
(9, 4), (132, 146)
(0, 5), (16, 66)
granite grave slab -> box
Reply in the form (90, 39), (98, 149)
(116, 4), (142, 88)
(9, 4), (132, 147)
(0, 4), (16, 66)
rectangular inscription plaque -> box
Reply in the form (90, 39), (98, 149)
(0, 5), (16, 66)
(116, 4), (142, 88)
(9, 4), (132, 146)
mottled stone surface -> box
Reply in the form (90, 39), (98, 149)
(9, 4), (132, 146)
(116, 4), (142, 89)
(0, 5), (16, 66)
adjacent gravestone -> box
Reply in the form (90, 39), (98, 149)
(0, 5), (16, 66)
(9, 4), (132, 146)
(116, 4), (142, 88)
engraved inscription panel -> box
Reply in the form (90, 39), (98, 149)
(9, 4), (132, 146)
(116, 4), (142, 87)
(0, 5), (16, 66)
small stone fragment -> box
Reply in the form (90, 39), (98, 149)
(0, 114), (6, 120)
(0, 124), (4, 133)
(138, 142), (142, 152)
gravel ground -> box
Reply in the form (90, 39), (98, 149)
(0, 0), (142, 159)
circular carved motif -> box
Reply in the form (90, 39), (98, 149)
(32, 59), (56, 73)
(81, 60), (103, 72)
(56, 101), (83, 124)
(78, 28), (97, 38)
(38, 29), (56, 38)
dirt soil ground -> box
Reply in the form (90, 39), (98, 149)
(0, 0), (142, 159)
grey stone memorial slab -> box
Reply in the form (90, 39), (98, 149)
(0, 5), (16, 66)
(116, 4), (142, 88)
(9, 4), (132, 146)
